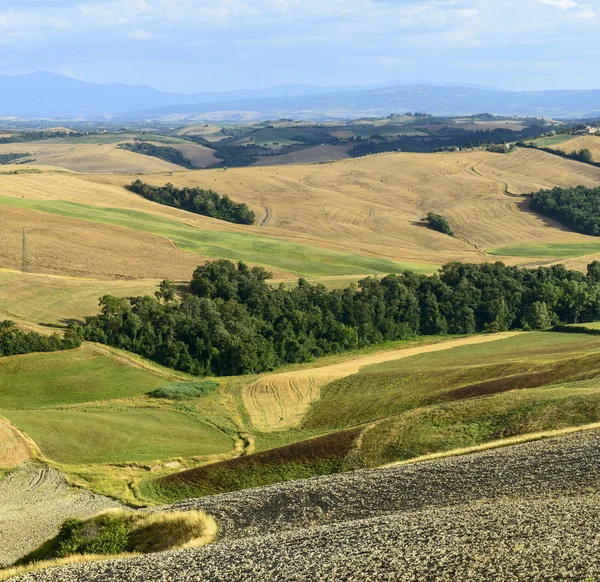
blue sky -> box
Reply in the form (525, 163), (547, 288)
(0, 0), (598, 93)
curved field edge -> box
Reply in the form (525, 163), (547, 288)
(0, 196), (435, 278)
(141, 330), (600, 502)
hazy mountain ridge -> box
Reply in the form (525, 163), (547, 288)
(1, 71), (599, 120)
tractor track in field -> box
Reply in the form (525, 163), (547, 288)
(242, 332), (521, 432)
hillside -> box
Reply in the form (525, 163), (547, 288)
(10, 428), (600, 580)
(550, 134), (600, 162)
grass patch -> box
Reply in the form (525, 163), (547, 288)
(0, 346), (166, 408)
(15, 509), (216, 567)
(0, 196), (435, 277)
(3, 406), (234, 464)
(148, 380), (219, 400)
(533, 134), (576, 147)
(303, 332), (600, 430)
(144, 428), (362, 501)
(487, 242), (600, 259)
(359, 381), (600, 467)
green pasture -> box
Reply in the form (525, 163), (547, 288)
(488, 242), (600, 259)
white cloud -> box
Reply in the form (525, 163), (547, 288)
(539, 0), (579, 8)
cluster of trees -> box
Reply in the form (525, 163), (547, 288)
(0, 320), (81, 357)
(0, 153), (29, 165)
(423, 213), (454, 236)
(127, 180), (255, 225)
(118, 142), (196, 169)
(74, 259), (600, 376)
(530, 186), (600, 236)
(348, 127), (544, 157)
(0, 130), (81, 144)
(187, 136), (260, 167)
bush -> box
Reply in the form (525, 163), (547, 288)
(148, 380), (219, 400)
(423, 212), (454, 236)
(18, 510), (216, 566)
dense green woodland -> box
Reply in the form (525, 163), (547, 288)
(127, 180), (256, 225)
(0, 320), (81, 357)
(118, 142), (196, 169)
(75, 260), (600, 376)
(530, 186), (600, 236)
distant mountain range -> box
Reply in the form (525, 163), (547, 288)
(1, 71), (599, 120)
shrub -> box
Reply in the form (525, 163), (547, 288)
(423, 212), (454, 236)
(148, 380), (219, 400)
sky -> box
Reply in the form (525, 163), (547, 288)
(0, 0), (598, 93)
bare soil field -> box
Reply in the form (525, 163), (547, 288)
(252, 145), (351, 166)
(242, 332), (519, 431)
(14, 428), (600, 581)
(550, 134), (600, 162)
(0, 206), (204, 279)
(0, 141), (181, 173)
(0, 465), (119, 567)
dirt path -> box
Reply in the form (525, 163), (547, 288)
(0, 417), (30, 469)
(0, 465), (120, 566)
(242, 332), (520, 432)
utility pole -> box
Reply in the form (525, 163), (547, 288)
(21, 229), (28, 273)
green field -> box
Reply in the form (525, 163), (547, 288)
(0, 347), (167, 408)
(533, 134), (575, 147)
(0, 196), (435, 277)
(487, 242), (600, 259)
(143, 330), (600, 500)
(303, 332), (600, 430)
(4, 406), (233, 464)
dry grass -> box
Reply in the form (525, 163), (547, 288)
(549, 134), (600, 162)
(242, 332), (520, 432)
(252, 145), (352, 166)
(0, 206), (204, 280)
(144, 141), (221, 168)
(1, 148), (599, 282)
(0, 140), (182, 174)
(0, 417), (30, 468)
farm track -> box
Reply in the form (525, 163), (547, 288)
(15, 428), (600, 581)
(242, 332), (520, 431)
(0, 465), (119, 567)
(0, 417), (30, 469)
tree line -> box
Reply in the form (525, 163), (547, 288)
(73, 259), (600, 376)
(530, 185), (600, 236)
(127, 180), (256, 225)
(0, 320), (81, 357)
(118, 142), (196, 169)
(0, 153), (30, 165)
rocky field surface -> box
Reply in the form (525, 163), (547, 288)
(11, 429), (600, 581)
(0, 465), (119, 567)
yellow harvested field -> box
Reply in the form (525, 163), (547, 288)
(253, 145), (351, 166)
(1, 148), (599, 280)
(0, 140), (182, 173)
(550, 135), (600, 162)
(0, 270), (160, 325)
(0, 417), (30, 468)
(145, 141), (221, 168)
(242, 332), (520, 431)
(0, 206), (204, 279)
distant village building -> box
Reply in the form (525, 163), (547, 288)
(574, 124), (599, 135)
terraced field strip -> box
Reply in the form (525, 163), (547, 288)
(242, 332), (520, 431)
(0, 417), (31, 469)
(0, 196), (431, 278)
